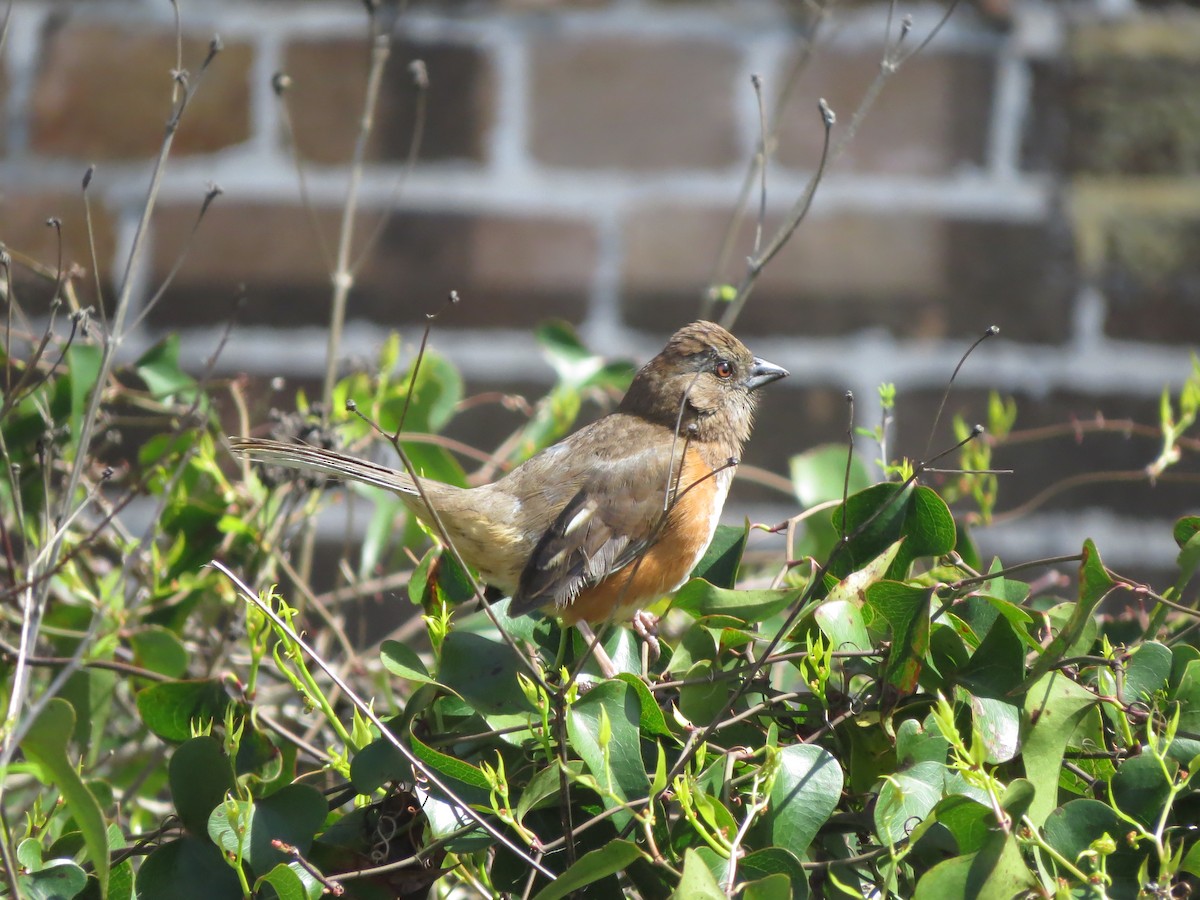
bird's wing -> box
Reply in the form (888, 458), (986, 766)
(230, 437), (419, 496)
(508, 442), (681, 615)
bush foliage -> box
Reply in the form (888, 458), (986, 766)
(2, 316), (1200, 899)
(4, 3), (1200, 898)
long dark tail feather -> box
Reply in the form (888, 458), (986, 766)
(230, 437), (418, 496)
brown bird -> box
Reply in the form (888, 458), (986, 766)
(232, 321), (787, 626)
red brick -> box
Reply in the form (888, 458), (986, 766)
(620, 206), (1074, 343)
(1026, 19), (1200, 176)
(283, 39), (492, 164)
(0, 190), (117, 313)
(30, 20), (253, 159)
(145, 203), (596, 331)
(1101, 213), (1200, 344)
(775, 50), (993, 175)
(894, 388), (1200, 521)
(529, 37), (741, 169)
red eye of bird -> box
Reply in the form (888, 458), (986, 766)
(714, 360), (734, 379)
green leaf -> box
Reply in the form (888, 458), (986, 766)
(566, 680), (649, 829)
(1043, 799), (1123, 867)
(207, 784), (327, 877)
(19, 699), (109, 896)
(967, 695), (1020, 764)
(927, 795), (993, 854)
(380, 640), (436, 685)
(670, 849), (727, 900)
(130, 626), (190, 678)
(256, 863), (322, 900)
(875, 761), (944, 845)
(136, 836), (243, 900)
(1174, 515), (1200, 549)
(616, 673), (672, 737)
(828, 483), (956, 585)
(349, 735), (410, 794)
(67, 343), (103, 436)
(59, 667), (116, 763)
(1120, 641), (1172, 704)
(766, 745), (842, 855)
(531, 839), (642, 900)
(739, 848), (809, 899)
(741, 872), (793, 900)
(136, 679), (232, 742)
(409, 729), (493, 794)
(16, 861), (88, 900)
(169, 736), (235, 836)
(673, 580), (801, 624)
(790, 444), (871, 507)
(1020, 540), (1113, 691)
(868, 581), (933, 693)
(691, 523), (748, 589)
(136, 334), (196, 399)
(1111, 754), (1175, 829)
(913, 833), (1034, 900)
(1022, 673), (1098, 826)
(438, 631), (536, 717)
(959, 615), (1026, 698)
(814, 598), (871, 654)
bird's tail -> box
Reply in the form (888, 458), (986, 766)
(230, 437), (420, 497)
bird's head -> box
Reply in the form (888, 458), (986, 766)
(619, 321), (788, 448)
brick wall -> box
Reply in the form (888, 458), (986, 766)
(2, 0), (1198, 583)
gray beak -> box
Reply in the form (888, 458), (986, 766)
(745, 357), (789, 391)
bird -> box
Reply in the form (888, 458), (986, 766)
(232, 321), (787, 628)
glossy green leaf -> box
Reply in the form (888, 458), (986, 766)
(1111, 754), (1175, 829)
(928, 795), (993, 854)
(913, 833), (1034, 900)
(616, 673), (672, 737)
(868, 581), (933, 692)
(1022, 673), (1098, 826)
(968, 695), (1020, 764)
(692, 522), (748, 589)
(380, 640), (436, 685)
(531, 839), (643, 900)
(136, 679), (232, 742)
(875, 761), (944, 845)
(1174, 515), (1200, 549)
(349, 736), (410, 794)
(409, 730), (493, 797)
(741, 872), (793, 900)
(135, 836), (242, 900)
(130, 626), (190, 678)
(766, 744), (842, 856)
(673, 579), (801, 623)
(1119, 641), (1172, 704)
(207, 783), (327, 877)
(16, 861), (88, 900)
(670, 848), (726, 900)
(169, 736), (234, 836)
(19, 699), (109, 896)
(1022, 540), (1112, 690)
(896, 717), (950, 766)
(814, 598), (871, 654)
(566, 680), (649, 829)
(790, 444), (872, 507)
(136, 334), (196, 399)
(256, 863), (322, 900)
(438, 631), (536, 717)
(828, 483), (955, 584)
(740, 848), (809, 899)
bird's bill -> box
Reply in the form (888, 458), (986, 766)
(745, 357), (789, 391)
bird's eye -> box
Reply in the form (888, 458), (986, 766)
(714, 359), (734, 379)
